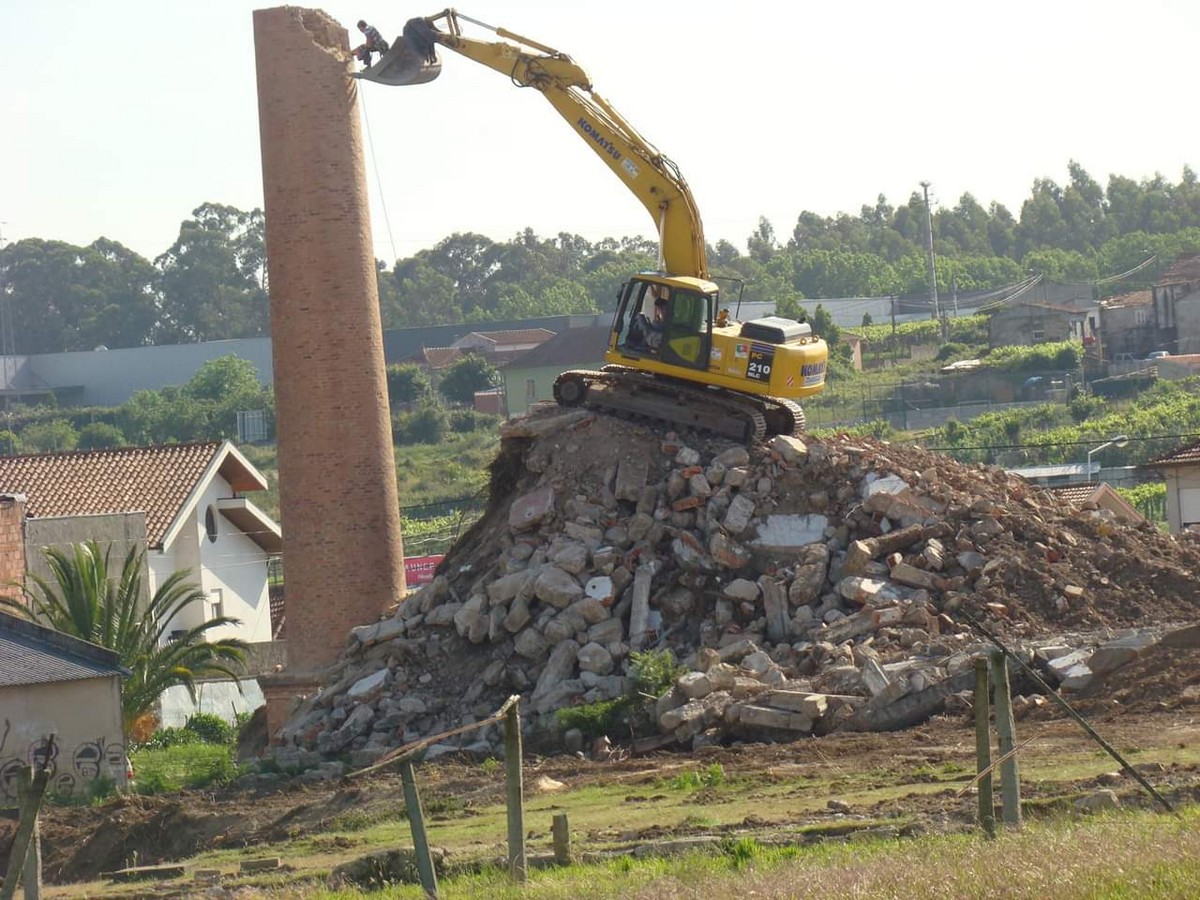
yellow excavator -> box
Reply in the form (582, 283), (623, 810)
(357, 9), (828, 441)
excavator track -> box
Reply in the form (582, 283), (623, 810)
(553, 367), (806, 443)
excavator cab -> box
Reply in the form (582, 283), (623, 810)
(354, 19), (443, 85)
(612, 276), (713, 371)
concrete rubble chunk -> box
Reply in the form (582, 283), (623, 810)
(514, 627), (551, 661)
(677, 670), (713, 700)
(351, 618), (405, 646)
(788, 543), (829, 606)
(660, 699), (706, 732)
(737, 704), (814, 732)
(533, 640), (580, 699)
(861, 658), (891, 696)
(761, 690), (828, 718)
(577, 641), (615, 675)
(759, 576), (790, 643)
(503, 595), (532, 633)
(889, 562), (938, 591)
(424, 602), (462, 627)
(615, 458), (650, 502)
(710, 532), (754, 569)
(584, 575), (615, 605)
(347, 668), (388, 699)
(752, 514), (828, 552)
(1087, 632), (1157, 676)
(715, 446), (750, 467)
(509, 485), (555, 531)
(768, 434), (808, 465)
(862, 474), (911, 513)
(723, 494), (757, 535)
(588, 617), (624, 644)
(534, 565), (584, 608)
(487, 571), (534, 606)
(628, 563), (655, 650)
(722, 578), (760, 602)
(553, 542), (590, 575)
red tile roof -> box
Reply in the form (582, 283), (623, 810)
(1148, 439), (1200, 467)
(1157, 253), (1200, 286)
(412, 347), (465, 369)
(0, 442), (259, 548)
(1041, 483), (1100, 504)
(454, 329), (556, 347)
(1102, 290), (1152, 308)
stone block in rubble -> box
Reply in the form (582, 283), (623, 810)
(564, 522), (605, 547)
(715, 446), (750, 467)
(685, 472), (710, 498)
(1162, 623), (1200, 649)
(752, 514), (828, 553)
(838, 576), (908, 606)
(722, 494), (757, 535)
(722, 578), (759, 602)
(705, 462), (727, 485)
(328, 704), (375, 752)
(675, 532), (714, 571)
(615, 458), (650, 502)
(862, 474), (910, 511)
(628, 512), (655, 542)
(710, 532), (753, 569)
(741, 649), (773, 676)
(350, 618), (405, 647)
(509, 485), (555, 531)
(587, 617), (624, 645)
(788, 544), (830, 606)
(503, 595), (532, 633)
(725, 467), (750, 488)
(1088, 632), (1158, 675)
(348, 668), (389, 699)
(534, 680), (585, 716)
(425, 602), (462, 627)
(675, 446), (702, 466)
(1047, 650), (1093, 691)
(888, 563), (938, 591)
(677, 670), (713, 700)
(534, 565), (584, 608)
(759, 576), (790, 643)
(578, 641), (615, 675)
(737, 704), (814, 733)
(660, 699), (706, 732)
(514, 627), (551, 661)
(768, 434), (808, 465)
(487, 571), (533, 607)
(591, 547), (620, 574)
(533, 640), (581, 698)
(761, 690), (828, 719)
(571, 596), (610, 625)
(659, 587), (695, 619)
(717, 638), (759, 664)
(730, 676), (769, 698)
(544, 609), (586, 644)
(706, 662), (739, 690)
(923, 539), (946, 571)
(553, 542), (590, 575)
(453, 595), (486, 637)
(671, 495), (704, 513)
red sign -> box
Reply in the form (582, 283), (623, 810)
(404, 555), (444, 586)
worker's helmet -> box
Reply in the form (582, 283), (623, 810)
(357, 19), (367, 29)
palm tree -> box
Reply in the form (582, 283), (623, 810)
(6, 541), (248, 728)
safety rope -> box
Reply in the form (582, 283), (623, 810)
(358, 87), (399, 263)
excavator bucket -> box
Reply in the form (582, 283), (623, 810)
(354, 19), (442, 86)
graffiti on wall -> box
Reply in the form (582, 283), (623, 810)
(0, 720), (126, 802)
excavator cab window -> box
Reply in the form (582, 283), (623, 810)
(659, 289), (711, 370)
(616, 281), (667, 354)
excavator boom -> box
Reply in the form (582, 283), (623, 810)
(357, 9), (708, 278)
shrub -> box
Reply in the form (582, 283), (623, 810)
(184, 712), (236, 744)
(0, 430), (20, 454)
(393, 404), (448, 445)
(628, 649), (682, 699)
(21, 418), (79, 452)
(449, 409), (500, 433)
(77, 421), (126, 449)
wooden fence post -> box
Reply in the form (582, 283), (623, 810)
(552, 812), (571, 865)
(989, 650), (1023, 830)
(973, 657), (996, 840)
(504, 698), (527, 883)
(1, 762), (50, 900)
(399, 761), (439, 900)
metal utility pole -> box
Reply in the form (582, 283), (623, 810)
(920, 181), (940, 321)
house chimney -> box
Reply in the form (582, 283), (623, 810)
(253, 7), (406, 687)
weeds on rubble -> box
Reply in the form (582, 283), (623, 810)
(628, 649), (684, 699)
(556, 697), (633, 738)
(723, 835), (762, 869)
(666, 763), (726, 791)
(129, 743), (242, 794)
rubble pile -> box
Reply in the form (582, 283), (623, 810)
(275, 407), (1200, 764)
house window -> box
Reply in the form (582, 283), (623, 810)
(209, 589), (224, 621)
(205, 506), (218, 543)
(1031, 329), (1046, 342)
(525, 379), (537, 401)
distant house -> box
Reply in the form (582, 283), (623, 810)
(501, 325), (610, 417)
(409, 328), (557, 372)
(987, 301), (1090, 349)
(1152, 253), (1200, 355)
(0, 441), (282, 645)
(0, 609), (129, 803)
(1144, 439), (1200, 533)
(1038, 483), (1145, 525)
(1099, 290), (1156, 361)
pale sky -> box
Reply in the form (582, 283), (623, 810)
(3, 0), (1198, 264)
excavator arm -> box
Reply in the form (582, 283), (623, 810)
(358, 9), (709, 279)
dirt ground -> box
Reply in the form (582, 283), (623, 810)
(6, 690), (1200, 889)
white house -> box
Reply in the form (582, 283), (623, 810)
(0, 441), (282, 645)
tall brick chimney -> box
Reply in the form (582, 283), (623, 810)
(253, 7), (406, 679)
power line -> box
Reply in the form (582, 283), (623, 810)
(919, 431), (1200, 453)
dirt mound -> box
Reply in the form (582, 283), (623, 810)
(271, 407), (1200, 762)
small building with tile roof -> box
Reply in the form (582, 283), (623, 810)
(1152, 253), (1200, 356)
(1144, 439), (1200, 533)
(0, 609), (129, 803)
(0, 440), (281, 645)
(1038, 482), (1146, 525)
(500, 325), (610, 417)
(987, 300), (1091, 349)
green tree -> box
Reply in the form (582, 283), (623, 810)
(155, 203), (268, 342)
(437, 354), (499, 404)
(21, 419), (79, 452)
(386, 363), (431, 407)
(9, 541), (246, 727)
(77, 422), (126, 450)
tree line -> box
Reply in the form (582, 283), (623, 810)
(4, 162), (1200, 354)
